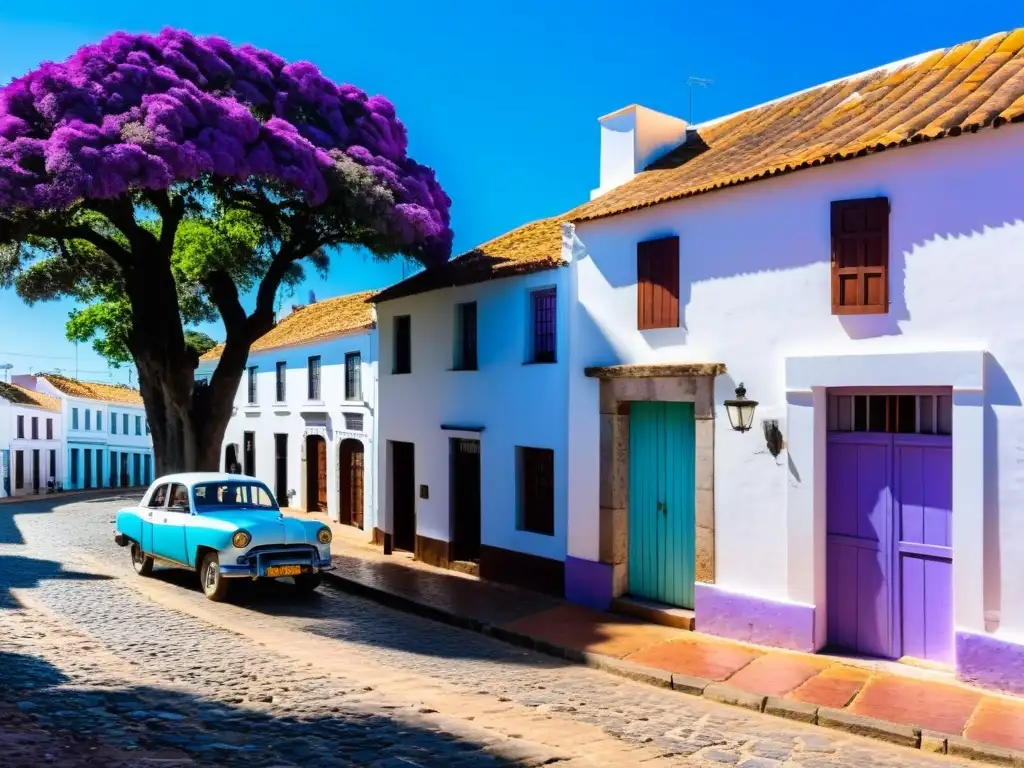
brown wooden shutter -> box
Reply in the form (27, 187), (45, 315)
(637, 236), (680, 329)
(831, 197), (889, 315)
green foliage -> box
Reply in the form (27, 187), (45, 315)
(184, 330), (218, 357)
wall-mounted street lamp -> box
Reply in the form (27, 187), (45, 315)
(724, 382), (758, 433)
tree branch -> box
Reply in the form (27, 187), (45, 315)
(144, 190), (187, 253)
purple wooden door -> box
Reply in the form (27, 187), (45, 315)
(895, 435), (953, 664)
(827, 433), (893, 658)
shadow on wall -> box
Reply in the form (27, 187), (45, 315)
(0, 649), (523, 766)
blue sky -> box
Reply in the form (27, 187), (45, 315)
(0, 2), (1020, 385)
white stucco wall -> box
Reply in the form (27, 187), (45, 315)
(376, 267), (572, 563)
(7, 403), (62, 495)
(568, 125), (1024, 634)
(197, 329), (378, 528)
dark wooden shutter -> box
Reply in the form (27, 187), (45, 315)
(831, 197), (889, 315)
(637, 236), (680, 330)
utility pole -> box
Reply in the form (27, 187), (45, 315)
(686, 76), (713, 123)
(0, 363), (11, 383)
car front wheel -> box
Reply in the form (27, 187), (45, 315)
(130, 543), (154, 576)
(199, 552), (230, 602)
(293, 573), (322, 593)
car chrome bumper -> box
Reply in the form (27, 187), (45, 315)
(223, 545), (333, 578)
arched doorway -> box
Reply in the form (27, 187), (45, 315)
(339, 439), (364, 529)
(305, 435), (327, 512)
(224, 443), (239, 474)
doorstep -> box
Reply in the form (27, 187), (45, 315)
(611, 595), (695, 630)
(319, 537), (1024, 764)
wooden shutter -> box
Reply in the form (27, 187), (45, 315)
(831, 197), (889, 315)
(637, 236), (680, 330)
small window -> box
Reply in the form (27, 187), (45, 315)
(517, 447), (555, 536)
(135, 415), (142, 436)
(275, 361), (287, 402)
(307, 356), (322, 400)
(247, 366), (258, 404)
(148, 484), (169, 508)
(827, 392), (952, 435)
(637, 236), (680, 330)
(343, 412), (364, 432)
(30, 417), (38, 440)
(111, 411), (117, 434)
(72, 408), (79, 430)
(16, 415), (24, 439)
(453, 303), (478, 371)
(168, 483), (190, 511)
(393, 315), (411, 374)
(831, 197), (890, 315)
(97, 412), (102, 431)
(530, 288), (557, 363)
(85, 409), (91, 431)
(46, 418), (52, 440)
(122, 413), (129, 435)
(345, 352), (362, 400)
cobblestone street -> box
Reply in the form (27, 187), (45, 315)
(0, 495), (981, 766)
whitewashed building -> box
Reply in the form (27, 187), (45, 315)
(560, 29), (1024, 695)
(11, 374), (154, 490)
(196, 291), (378, 530)
(373, 225), (573, 592)
(0, 382), (62, 497)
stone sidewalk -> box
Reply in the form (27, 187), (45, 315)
(305, 522), (1024, 766)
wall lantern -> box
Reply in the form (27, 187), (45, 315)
(724, 383), (758, 432)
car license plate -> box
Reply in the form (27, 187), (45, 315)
(266, 565), (303, 577)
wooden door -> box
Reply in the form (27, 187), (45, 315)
(274, 434), (288, 505)
(628, 402), (696, 608)
(392, 441), (415, 552)
(316, 439), (327, 511)
(243, 432), (255, 477)
(450, 439), (481, 562)
(339, 439), (365, 528)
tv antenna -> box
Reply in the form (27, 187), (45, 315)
(686, 76), (713, 123)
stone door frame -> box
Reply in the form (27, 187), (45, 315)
(585, 363), (724, 600)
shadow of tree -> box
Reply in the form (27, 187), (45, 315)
(0, 491), (141, 545)
(0, 555), (112, 610)
(0, 648), (523, 767)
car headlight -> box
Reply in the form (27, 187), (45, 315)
(316, 527), (332, 544)
(232, 530), (251, 549)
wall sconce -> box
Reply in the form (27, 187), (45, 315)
(763, 419), (784, 458)
(724, 383), (758, 432)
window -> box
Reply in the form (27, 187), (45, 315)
(148, 484), (169, 508)
(831, 197), (890, 315)
(193, 482), (276, 510)
(530, 288), (557, 363)
(70, 448), (79, 485)
(637, 236), (680, 330)
(827, 392), (952, 435)
(122, 413), (129, 435)
(135, 415), (142, 436)
(97, 412), (102, 431)
(168, 483), (189, 510)
(343, 412), (364, 432)
(453, 303), (477, 371)
(345, 352), (362, 399)
(393, 315), (411, 374)
(72, 408), (79, 430)
(30, 417), (38, 440)
(16, 415), (24, 439)
(14, 451), (23, 489)
(307, 356), (322, 400)
(145, 419), (150, 436)
(247, 365), (258, 404)
(275, 361), (287, 402)
(517, 447), (555, 536)
(85, 409), (91, 431)
(111, 411), (117, 434)
(46, 419), (52, 440)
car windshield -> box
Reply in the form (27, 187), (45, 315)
(193, 482), (278, 511)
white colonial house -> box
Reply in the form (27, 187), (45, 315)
(0, 381), (62, 497)
(196, 291), (377, 531)
(11, 374), (154, 490)
(373, 225), (572, 592)
(374, 29), (1024, 694)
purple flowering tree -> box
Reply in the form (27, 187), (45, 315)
(0, 29), (452, 475)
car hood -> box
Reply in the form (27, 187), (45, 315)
(198, 510), (317, 545)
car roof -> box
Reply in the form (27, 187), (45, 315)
(150, 472), (261, 487)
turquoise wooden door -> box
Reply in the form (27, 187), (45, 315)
(628, 401), (696, 608)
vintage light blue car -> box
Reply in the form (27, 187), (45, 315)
(114, 472), (333, 601)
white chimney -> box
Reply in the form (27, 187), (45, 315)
(592, 104), (689, 200)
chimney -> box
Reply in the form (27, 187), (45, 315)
(592, 104), (688, 200)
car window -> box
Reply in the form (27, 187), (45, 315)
(168, 484), (190, 511)
(193, 482), (278, 511)
(147, 484), (169, 508)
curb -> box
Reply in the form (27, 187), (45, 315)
(321, 569), (1024, 766)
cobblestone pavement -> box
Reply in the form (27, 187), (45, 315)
(0, 495), (980, 767)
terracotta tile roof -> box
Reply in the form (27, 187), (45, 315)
(39, 374), (143, 405)
(572, 29), (1024, 222)
(0, 382), (61, 412)
(200, 290), (376, 362)
(374, 215), (570, 303)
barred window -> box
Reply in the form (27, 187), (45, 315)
(530, 289), (557, 363)
(345, 352), (362, 400)
(343, 412), (364, 432)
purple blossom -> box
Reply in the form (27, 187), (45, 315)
(0, 27), (452, 263)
